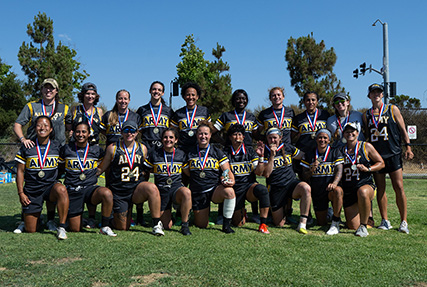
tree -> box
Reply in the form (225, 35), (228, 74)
(390, 94), (421, 109)
(0, 59), (26, 138)
(176, 35), (232, 120)
(18, 12), (88, 105)
(285, 33), (345, 111)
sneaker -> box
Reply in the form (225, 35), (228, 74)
(85, 218), (96, 229)
(258, 223), (270, 234)
(13, 221), (25, 234)
(57, 227), (68, 240)
(398, 220), (409, 234)
(222, 225), (235, 234)
(216, 215), (224, 225)
(251, 214), (261, 224)
(355, 225), (369, 237)
(179, 223), (192, 236)
(100, 226), (117, 237)
(152, 221), (165, 236)
(307, 214), (314, 226)
(297, 224), (307, 234)
(46, 220), (57, 231)
(326, 221), (340, 235)
(130, 219), (136, 227)
(378, 219), (393, 230)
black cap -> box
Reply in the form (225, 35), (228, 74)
(122, 120), (138, 130)
(368, 83), (383, 94)
(81, 82), (97, 93)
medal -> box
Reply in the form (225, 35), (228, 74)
(306, 109), (319, 136)
(128, 171), (135, 178)
(351, 164), (358, 171)
(123, 141), (137, 178)
(186, 105), (198, 135)
(345, 141), (360, 171)
(374, 129), (380, 136)
(36, 139), (51, 179)
(188, 130), (194, 137)
(311, 133), (315, 139)
(370, 103), (384, 135)
(150, 102), (162, 134)
(315, 145), (330, 164)
(199, 171), (206, 178)
(317, 157), (323, 163)
(197, 144), (210, 178)
(41, 99), (56, 118)
(272, 106), (285, 129)
(163, 148), (175, 184)
(79, 173), (86, 181)
(166, 178), (173, 185)
(75, 143), (89, 180)
(341, 138), (347, 144)
(153, 127), (159, 134)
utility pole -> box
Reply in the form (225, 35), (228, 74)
(373, 19), (389, 104)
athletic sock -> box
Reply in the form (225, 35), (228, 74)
(152, 218), (160, 226)
(260, 217), (267, 225)
(59, 223), (66, 229)
(332, 215), (341, 222)
(47, 211), (55, 221)
(101, 216), (110, 228)
(223, 198), (236, 219)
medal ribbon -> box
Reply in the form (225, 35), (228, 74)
(123, 141), (136, 170)
(186, 105), (198, 130)
(231, 143), (246, 156)
(272, 106), (285, 129)
(118, 109), (129, 130)
(370, 103), (384, 130)
(315, 145), (331, 162)
(306, 109), (318, 132)
(41, 99), (56, 118)
(82, 105), (94, 128)
(75, 143), (89, 173)
(265, 143), (284, 153)
(163, 148), (175, 177)
(197, 144), (210, 172)
(345, 141), (360, 166)
(36, 139), (51, 170)
(150, 102), (163, 128)
(337, 113), (350, 133)
(234, 110), (246, 126)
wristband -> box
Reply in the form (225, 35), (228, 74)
(19, 137), (24, 142)
(259, 157), (264, 162)
(368, 167), (372, 172)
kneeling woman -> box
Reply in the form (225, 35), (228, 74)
(224, 124), (270, 234)
(183, 121), (236, 233)
(15, 116), (69, 240)
(341, 122), (384, 237)
(97, 121), (163, 235)
(263, 127), (311, 234)
(59, 122), (116, 236)
(144, 128), (192, 235)
(301, 129), (344, 235)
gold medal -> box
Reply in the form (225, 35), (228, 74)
(199, 171), (206, 178)
(79, 173), (86, 181)
(129, 171), (135, 178)
(374, 129), (380, 136)
(153, 127), (159, 134)
(38, 170), (45, 178)
(311, 133), (315, 139)
(166, 178), (173, 185)
(317, 157), (323, 163)
(188, 130), (194, 137)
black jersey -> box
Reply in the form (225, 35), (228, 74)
(185, 144), (228, 193)
(264, 143), (300, 187)
(300, 146), (343, 188)
(59, 142), (104, 187)
(365, 104), (402, 159)
(341, 141), (373, 190)
(100, 109), (141, 146)
(144, 146), (188, 192)
(214, 110), (258, 145)
(224, 144), (258, 189)
(170, 105), (211, 148)
(108, 140), (146, 194)
(72, 105), (103, 144)
(136, 103), (173, 149)
(15, 140), (60, 192)
(292, 109), (330, 153)
(257, 106), (294, 144)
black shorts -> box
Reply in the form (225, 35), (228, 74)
(159, 183), (183, 211)
(22, 182), (56, 214)
(268, 179), (300, 212)
(67, 185), (99, 217)
(311, 184), (331, 212)
(343, 183), (376, 208)
(192, 188), (215, 211)
(378, 154), (402, 174)
(234, 182), (256, 210)
(111, 190), (134, 214)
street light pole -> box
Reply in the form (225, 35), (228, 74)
(373, 19), (389, 104)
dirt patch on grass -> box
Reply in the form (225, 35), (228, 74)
(28, 257), (82, 265)
(129, 273), (169, 286)
(0, 267), (7, 271)
(409, 283), (427, 287)
(92, 281), (109, 287)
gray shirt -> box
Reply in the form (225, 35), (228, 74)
(326, 110), (365, 147)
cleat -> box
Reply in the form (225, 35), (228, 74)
(216, 215), (224, 225)
(14, 221), (25, 234)
(100, 226), (117, 237)
(377, 219), (393, 230)
(222, 225), (235, 234)
(57, 227), (68, 240)
(251, 214), (261, 224)
(398, 220), (409, 234)
(179, 223), (192, 236)
(258, 223), (270, 234)
(85, 218), (96, 229)
(46, 220), (57, 231)
(152, 221), (165, 236)
(326, 221), (340, 235)
(355, 225), (369, 237)
(130, 219), (136, 227)
(297, 224), (307, 234)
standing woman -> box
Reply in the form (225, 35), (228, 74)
(15, 116), (69, 239)
(71, 83), (103, 144)
(97, 121), (164, 235)
(59, 122), (116, 236)
(183, 121), (236, 233)
(363, 83), (414, 233)
(340, 122), (384, 237)
(137, 81), (174, 150)
(170, 82), (211, 153)
(224, 124), (270, 234)
(256, 87), (294, 144)
(326, 93), (365, 147)
(144, 128), (192, 235)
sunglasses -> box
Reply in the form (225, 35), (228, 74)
(334, 99), (346, 105)
(122, 128), (137, 134)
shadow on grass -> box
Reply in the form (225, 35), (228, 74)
(0, 214), (22, 232)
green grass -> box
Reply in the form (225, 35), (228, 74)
(0, 178), (426, 286)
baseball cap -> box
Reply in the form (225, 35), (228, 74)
(122, 120), (138, 131)
(333, 93), (349, 102)
(82, 82), (97, 93)
(343, 122), (361, 132)
(368, 83), (384, 94)
(41, 78), (59, 90)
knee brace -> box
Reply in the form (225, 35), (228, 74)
(253, 184), (270, 208)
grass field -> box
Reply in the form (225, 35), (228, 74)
(0, 178), (426, 286)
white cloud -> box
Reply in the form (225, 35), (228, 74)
(58, 34), (72, 41)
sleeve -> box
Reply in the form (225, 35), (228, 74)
(170, 110), (179, 128)
(100, 112), (108, 131)
(15, 146), (27, 165)
(291, 115), (299, 132)
(58, 145), (66, 163)
(214, 112), (226, 131)
(15, 103), (32, 126)
(64, 105), (72, 124)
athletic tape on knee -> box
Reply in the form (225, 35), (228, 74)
(223, 198), (236, 219)
(253, 184), (270, 208)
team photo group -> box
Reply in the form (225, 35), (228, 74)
(12, 78), (414, 240)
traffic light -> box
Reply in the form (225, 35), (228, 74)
(360, 62), (367, 75)
(353, 69), (359, 79)
(390, 82), (397, 97)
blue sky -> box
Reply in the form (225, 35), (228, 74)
(1, 1), (426, 113)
